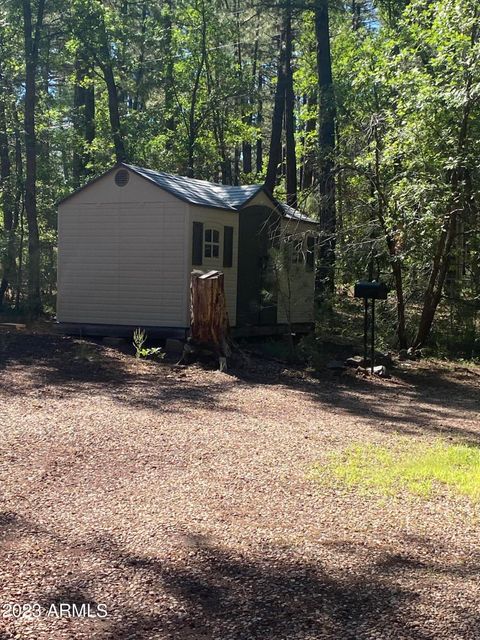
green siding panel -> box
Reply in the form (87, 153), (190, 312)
(236, 206), (278, 327)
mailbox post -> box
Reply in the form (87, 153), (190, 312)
(354, 281), (388, 373)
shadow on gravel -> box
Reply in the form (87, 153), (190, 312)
(3, 514), (478, 639)
(230, 360), (480, 444)
(0, 332), (240, 414)
(90, 533), (436, 640)
(1, 331), (479, 441)
(0, 511), (33, 546)
(0, 333), (128, 386)
(321, 534), (480, 579)
(39, 584), (97, 610)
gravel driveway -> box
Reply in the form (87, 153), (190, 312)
(1, 332), (480, 639)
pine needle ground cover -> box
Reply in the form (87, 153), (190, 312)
(312, 441), (480, 501)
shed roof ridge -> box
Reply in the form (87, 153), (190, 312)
(123, 163), (264, 210)
(58, 162), (318, 223)
(125, 163), (256, 187)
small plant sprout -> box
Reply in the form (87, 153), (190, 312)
(133, 328), (147, 357)
(133, 328), (164, 360)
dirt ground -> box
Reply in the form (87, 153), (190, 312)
(1, 329), (480, 640)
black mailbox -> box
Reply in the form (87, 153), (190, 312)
(354, 281), (388, 300)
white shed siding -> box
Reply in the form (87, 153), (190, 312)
(57, 165), (315, 331)
(188, 206), (239, 326)
(57, 170), (189, 327)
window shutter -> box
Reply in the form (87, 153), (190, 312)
(223, 226), (234, 268)
(306, 235), (315, 271)
(192, 222), (203, 266)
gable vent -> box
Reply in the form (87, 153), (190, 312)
(114, 169), (129, 187)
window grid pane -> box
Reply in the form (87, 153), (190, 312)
(204, 228), (221, 259)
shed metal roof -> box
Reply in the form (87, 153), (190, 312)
(124, 164), (262, 210)
(59, 162), (317, 224)
(279, 201), (317, 223)
(125, 164), (317, 223)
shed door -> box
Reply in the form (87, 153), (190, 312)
(236, 206), (279, 327)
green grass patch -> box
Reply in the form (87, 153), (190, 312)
(311, 441), (480, 501)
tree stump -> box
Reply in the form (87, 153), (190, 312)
(188, 270), (231, 368)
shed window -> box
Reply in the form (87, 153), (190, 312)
(204, 228), (220, 259)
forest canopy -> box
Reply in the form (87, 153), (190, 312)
(0, 0), (479, 355)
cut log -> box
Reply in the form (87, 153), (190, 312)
(189, 270), (231, 362)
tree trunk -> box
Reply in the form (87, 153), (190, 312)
(23, 0), (45, 316)
(242, 141), (252, 175)
(371, 119), (408, 349)
(300, 93), (316, 190)
(0, 76), (15, 308)
(72, 55), (87, 187)
(186, 0), (207, 179)
(351, 0), (363, 30)
(414, 214), (458, 348)
(15, 202), (25, 312)
(315, 0), (336, 295)
(221, 156), (232, 185)
(4, 76), (23, 231)
(12, 107), (24, 311)
(234, 146), (240, 186)
(163, 0), (175, 136)
(72, 52), (95, 188)
(133, 2), (148, 111)
(233, 0), (250, 178)
(391, 260), (407, 348)
(256, 71), (263, 174)
(264, 25), (287, 194)
(242, 23), (260, 177)
(187, 128), (196, 178)
(413, 172), (463, 348)
(101, 62), (126, 162)
(84, 78), (95, 160)
(284, 0), (297, 207)
(413, 57), (475, 347)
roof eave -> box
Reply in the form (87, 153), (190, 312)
(255, 186), (319, 225)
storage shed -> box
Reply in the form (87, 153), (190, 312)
(57, 163), (318, 337)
